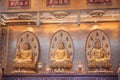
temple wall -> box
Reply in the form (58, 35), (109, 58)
(5, 22), (120, 73)
(0, 0), (120, 75)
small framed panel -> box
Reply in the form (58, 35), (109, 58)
(87, 0), (111, 4)
(46, 0), (70, 7)
(8, 0), (31, 9)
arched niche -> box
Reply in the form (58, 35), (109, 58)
(50, 30), (74, 61)
(49, 30), (74, 71)
(15, 31), (40, 65)
(86, 29), (111, 61)
(86, 29), (112, 72)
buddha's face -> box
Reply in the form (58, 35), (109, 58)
(23, 43), (30, 50)
(58, 42), (64, 49)
(95, 42), (101, 49)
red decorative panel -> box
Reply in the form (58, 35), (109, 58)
(87, 0), (111, 4)
(47, 0), (70, 7)
(8, 0), (30, 9)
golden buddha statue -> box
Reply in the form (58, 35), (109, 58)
(50, 42), (72, 72)
(13, 42), (35, 73)
(88, 39), (112, 71)
(52, 42), (69, 61)
(14, 43), (32, 64)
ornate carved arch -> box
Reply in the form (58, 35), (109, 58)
(15, 31), (40, 64)
(50, 30), (74, 62)
(86, 29), (111, 63)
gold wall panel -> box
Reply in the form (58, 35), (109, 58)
(5, 22), (120, 73)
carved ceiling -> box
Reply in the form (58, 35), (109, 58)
(0, 9), (120, 25)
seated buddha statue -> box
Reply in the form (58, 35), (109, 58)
(88, 39), (112, 71)
(50, 42), (72, 72)
(13, 42), (35, 72)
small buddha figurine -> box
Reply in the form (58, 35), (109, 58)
(78, 61), (83, 73)
(88, 39), (111, 71)
(14, 42), (33, 64)
(50, 42), (72, 72)
(13, 42), (35, 72)
(37, 62), (43, 73)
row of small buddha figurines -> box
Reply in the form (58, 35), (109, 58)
(12, 39), (112, 74)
